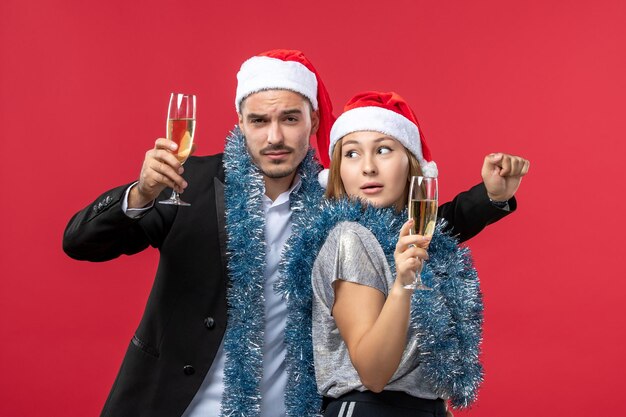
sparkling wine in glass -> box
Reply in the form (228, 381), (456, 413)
(406, 176), (438, 290)
(159, 93), (196, 206)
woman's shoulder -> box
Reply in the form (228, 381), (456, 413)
(328, 221), (377, 242)
(324, 221), (386, 265)
(314, 220), (391, 297)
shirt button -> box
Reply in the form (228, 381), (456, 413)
(183, 365), (195, 375)
(204, 317), (215, 329)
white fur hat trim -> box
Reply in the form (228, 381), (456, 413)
(329, 106), (437, 177)
(235, 56), (318, 112)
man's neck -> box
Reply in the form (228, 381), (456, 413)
(263, 173), (297, 201)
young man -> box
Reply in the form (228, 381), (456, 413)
(63, 49), (528, 417)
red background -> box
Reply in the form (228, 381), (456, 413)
(1, 1), (625, 416)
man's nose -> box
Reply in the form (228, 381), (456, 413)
(267, 121), (284, 145)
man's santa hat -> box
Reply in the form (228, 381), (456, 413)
(235, 49), (334, 167)
(328, 91), (437, 178)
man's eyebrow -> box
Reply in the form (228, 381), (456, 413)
(246, 109), (303, 119)
(281, 109), (303, 116)
(246, 113), (267, 119)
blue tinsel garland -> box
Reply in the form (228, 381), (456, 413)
(222, 127), (324, 417)
(280, 198), (484, 408)
(222, 126), (483, 414)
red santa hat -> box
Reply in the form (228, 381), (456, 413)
(328, 91), (437, 177)
(235, 49), (335, 167)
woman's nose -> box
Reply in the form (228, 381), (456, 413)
(362, 156), (377, 175)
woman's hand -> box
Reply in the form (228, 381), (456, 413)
(394, 219), (431, 288)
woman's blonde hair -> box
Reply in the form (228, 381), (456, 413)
(325, 137), (423, 207)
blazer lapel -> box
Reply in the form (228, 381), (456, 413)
(214, 177), (228, 277)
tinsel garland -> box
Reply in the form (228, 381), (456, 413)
(280, 198), (484, 408)
(221, 125), (483, 413)
(221, 127), (324, 417)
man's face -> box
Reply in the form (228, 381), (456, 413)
(239, 90), (319, 181)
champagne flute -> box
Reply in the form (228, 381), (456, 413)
(406, 176), (438, 290)
(159, 93), (196, 206)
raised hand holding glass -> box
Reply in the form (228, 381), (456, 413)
(406, 176), (438, 290)
(159, 93), (196, 206)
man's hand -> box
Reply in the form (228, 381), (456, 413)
(481, 153), (530, 202)
(445, 401), (454, 417)
(128, 138), (189, 208)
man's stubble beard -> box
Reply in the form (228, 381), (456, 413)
(248, 141), (309, 179)
(261, 164), (298, 179)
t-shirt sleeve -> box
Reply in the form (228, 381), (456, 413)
(313, 222), (391, 310)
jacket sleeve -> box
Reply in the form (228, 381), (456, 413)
(62, 183), (171, 262)
(438, 182), (517, 243)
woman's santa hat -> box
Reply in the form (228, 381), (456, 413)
(235, 49), (335, 167)
(328, 91), (437, 177)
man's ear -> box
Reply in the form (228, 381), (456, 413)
(238, 113), (244, 131)
(310, 110), (320, 135)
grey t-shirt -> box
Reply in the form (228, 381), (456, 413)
(311, 221), (439, 399)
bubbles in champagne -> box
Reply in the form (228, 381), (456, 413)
(167, 118), (196, 163)
(409, 199), (438, 237)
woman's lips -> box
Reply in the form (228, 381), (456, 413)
(360, 183), (383, 195)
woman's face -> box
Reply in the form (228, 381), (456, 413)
(339, 131), (410, 210)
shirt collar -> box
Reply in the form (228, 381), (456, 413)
(262, 174), (302, 208)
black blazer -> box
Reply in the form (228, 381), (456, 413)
(63, 153), (513, 417)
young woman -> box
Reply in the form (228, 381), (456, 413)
(308, 92), (483, 416)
